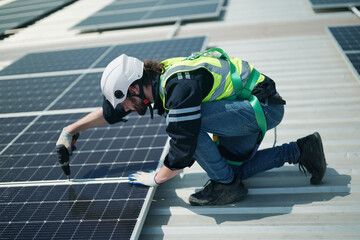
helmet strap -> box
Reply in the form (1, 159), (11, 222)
(131, 80), (154, 119)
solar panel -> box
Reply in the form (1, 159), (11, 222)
(0, 183), (147, 239)
(0, 113), (167, 182)
(328, 25), (360, 51)
(0, 36), (206, 239)
(0, 36), (206, 113)
(0, 75), (81, 113)
(0, 47), (108, 76)
(0, 0), (78, 37)
(72, 0), (224, 32)
(346, 53), (360, 76)
(308, 0), (360, 9)
(0, 37), (206, 77)
(0, 116), (35, 146)
(328, 25), (360, 81)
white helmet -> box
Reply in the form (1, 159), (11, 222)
(101, 54), (144, 108)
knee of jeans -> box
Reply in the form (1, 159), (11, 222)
(265, 105), (284, 129)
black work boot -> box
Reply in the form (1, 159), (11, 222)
(296, 132), (327, 185)
(189, 175), (248, 206)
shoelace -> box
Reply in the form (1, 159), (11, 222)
(202, 179), (215, 193)
(298, 163), (307, 176)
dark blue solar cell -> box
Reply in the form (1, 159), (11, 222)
(0, 204), (21, 222)
(102, 200), (126, 219)
(50, 73), (103, 110)
(52, 221), (81, 239)
(0, 187), (18, 202)
(12, 203), (39, 222)
(27, 185), (54, 202)
(14, 222), (43, 239)
(329, 26), (360, 52)
(83, 201), (110, 220)
(0, 222), (25, 239)
(121, 199), (144, 219)
(35, 222), (61, 239)
(112, 220), (137, 239)
(45, 185), (69, 201)
(10, 186), (37, 203)
(30, 202), (56, 221)
(93, 183), (120, 199)
(91, 220), (122, 239)
(0, 116), (35, 147)
(71, 221), (98, 239)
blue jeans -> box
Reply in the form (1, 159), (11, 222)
(193, 99), (300, 183)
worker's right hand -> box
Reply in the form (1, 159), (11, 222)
(56, 129), (76, 154)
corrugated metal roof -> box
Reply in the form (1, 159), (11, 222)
(140, 0), (360, 239)
(0, 0), (359, 239)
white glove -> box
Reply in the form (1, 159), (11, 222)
(128, 170), (158, 187)
(56, 129), (75, 154)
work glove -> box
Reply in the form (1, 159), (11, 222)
(56, 129), (76, 154)
(128, 170), (159, 187)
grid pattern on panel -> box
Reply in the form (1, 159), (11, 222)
(309, 0), (360, 9)
(0, 113), (167, 182)
(328, 25), (360, 80)
(0, 75), (80, 113)
(0, 116), (35, 147)
(0, 46), (109, 76)
(0, 0), (77, 36)
(72, 0), (224, 32)
(0, 183), (146, 239)
(49, 73), (103, 110)
(329, 26), (360, 52)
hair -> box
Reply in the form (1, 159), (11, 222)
(131, 60), (164, 87)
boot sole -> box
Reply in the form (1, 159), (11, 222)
(189, 187), (248, 206)
(311, 132), (327, 185)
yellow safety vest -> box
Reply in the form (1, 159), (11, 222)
(159, 55), (264, 109)
(159, 48), (268, 165)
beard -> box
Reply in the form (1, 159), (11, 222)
(130, 96), (147, 116)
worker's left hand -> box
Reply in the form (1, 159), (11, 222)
(128, 170), (158, 187)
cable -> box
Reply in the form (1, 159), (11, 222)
(273, 127), (277, 147)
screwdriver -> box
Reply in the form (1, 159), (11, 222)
(56, 133), (80, 181)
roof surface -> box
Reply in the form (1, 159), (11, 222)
(0, 0), (359, 239)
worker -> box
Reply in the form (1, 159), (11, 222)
(56, 51), (326, 206)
